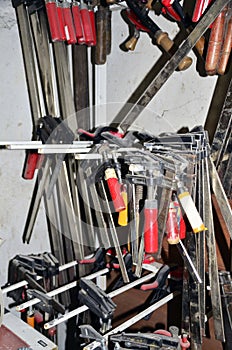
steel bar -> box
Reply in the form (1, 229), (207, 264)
(209, 157), (232, 239)
(110, 0), (230, 132)
(30, 8), (57, 117)
(211, 75), (232, 168)
(83, 292), (177, 350)
(13, 2), (42, 137)
(15, 268), (109, 312)
(99, 180), (129, 283)
(44, 270), (158, 329)
(22, 158), (51, 243)
(204, 156), (225, 342)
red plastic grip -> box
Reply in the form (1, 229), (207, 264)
(161, 0), (181, 21)
(23, 152), (39, 180)
(179, 211), (186, 240)
(105, 173), (126, 212)
(45, 2), (62, 41)
(89, 10), (97, 46)
(34, 310), (43, 324)
(62, 6), (77, 44)
(80, 6), (94, 45)
(140, 280), (159, 291)
(166, 207), (179, 244)
(144, 199), (158, 254)
(57, 5), (66, 41)
(72, 4), (85, 42)
(192, 0), (212, 22)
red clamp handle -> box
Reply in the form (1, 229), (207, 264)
(62, 4), (77, 44)
(192, 0), (212, 22)
(105, 168), (126, 212)
(23, 152), (40, 180)
(45, 1), (63, 41)
(161, 0), (181, 22)
(56, 4), (66, 41)
(72, 3), (85, 42)
(166, 205), (179, 245)
(89, 9), (97, 46)
(144, 199), (158, 254)
(80, 3), (94, 45)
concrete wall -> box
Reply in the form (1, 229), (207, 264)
(0, 1), (218, 288)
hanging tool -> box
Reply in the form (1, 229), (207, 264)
(192, 0), (213, 23)
(158, 0), (205, 56)
(79, 278), (116, 333)
(110, 0), (230, 132)
(205, 5), (228, 75)
(124, 0), (192, 71)
(94, 5), (112, 64)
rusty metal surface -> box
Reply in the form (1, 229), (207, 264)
(0, 324), (29, 349)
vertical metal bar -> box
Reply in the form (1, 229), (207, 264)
(204, 155), (225, 342)
(14, 2), (42, 137)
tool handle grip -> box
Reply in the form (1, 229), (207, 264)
(192, 0), (212, 22)
(194, 35), (205, 56)
(166, 208), (179, 245)
(62, 6), (77, 44)
(23, 152), (40, 180)
(140, 264), (170, 290)
(118, 190), (128, 226)
(179, 212), (186, 240)
(177, 188), (205, 233)
(217, 16), (232, 75)
(144, 199), (158, 254)
(155, 31), (192, 71)
(57, 5), (66, 41)
(94, 6), (107, 64)
(205, 8), (226, 75)
(89, 10), (97, 46)
(105, 168), (126, 212)
(45, 1), (62, 41)
(72, 4), (85, 41)
(80, 7), (94, 45)
(161, 0), (181, 21)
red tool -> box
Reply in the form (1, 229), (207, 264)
(23, 152), (40, 180)
(192, 0), (213, 22)
(79, 0), (95, 46)
(72, 1), (85, 43)
(172, 192), (186, 240)
(205, 6), (227, 75)
(61, 0), (77, 44)
(45, 0), (63, 41)
(166, 200), (180, 245)
(144, 198), (158, 254)
(105, 167), (126, 213)
(56, 1), (66, 41)
(88, 6), (97, 46)
(161, 0), (181, 22)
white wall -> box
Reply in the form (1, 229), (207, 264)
(0, 1), (218, 288)
(0, 1), (50, 287)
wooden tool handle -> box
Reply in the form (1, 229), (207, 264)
(205, 8), (227, 75)
(94, 6), (107, 65)
(217, 16), (232, 75)
(155, 31), (192, 71)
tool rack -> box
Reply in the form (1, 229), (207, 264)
(1, 1), (232, 350)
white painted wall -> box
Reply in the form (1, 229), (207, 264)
(0, 0), (217, 289)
